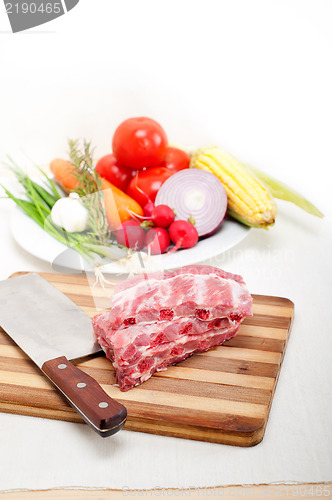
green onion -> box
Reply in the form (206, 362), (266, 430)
(1, 159), (123, 263)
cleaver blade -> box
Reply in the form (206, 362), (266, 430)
(0, 273), (126, 437)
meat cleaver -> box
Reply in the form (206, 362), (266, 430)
(0, 273), (127, 437)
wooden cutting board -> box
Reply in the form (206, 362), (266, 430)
(0, 272), (294, 446)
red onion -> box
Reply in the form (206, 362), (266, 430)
(155, 169), (228, 237)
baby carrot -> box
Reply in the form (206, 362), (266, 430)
(100, 178), (143, 229)
(50, 159), (79, 192)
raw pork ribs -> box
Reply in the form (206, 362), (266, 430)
(92, 265), (253, 391)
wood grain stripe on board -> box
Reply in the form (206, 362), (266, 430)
(0, 368), (267, 420)
(0, 382), (265, 432)
(252, 302), (293, 317)
(120, 400), (265, 432)
(80, 307), (103, 318)
(242, 314), (291, 329)
(125, 415), (264, 446)
(102, 385), (268, 419)
(0, 344), (29, 360)
(60, 293), (107, 309)
(0, 356), (38, 375)
(196, 346), (281, 364)
(84, 357), (275, 390)
(0, 383), (73, 412)
(251, 293), (294, 306)
(153, 367), (274, 390)
(0, 401), (83, 424)
(77, 365), (271, 405)
(178, 354), (279, 378)
(225, 334), (284, 352)
(131, 374), (271, 405)
(0, 399), (264, 442)
(237, 323), (288, 340)
(42, 281), (115, 299)
(0, 370), (54, 391)
(0, 338), (275, 387)
(0, 330), (15, 345)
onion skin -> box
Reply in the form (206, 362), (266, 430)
(197, 215), (226, 239)
(155, 169), (227, 237)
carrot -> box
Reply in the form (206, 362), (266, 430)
(101, 178), (143, 230)
(50, 158), (143, 229)
(50, 159), (79, 192)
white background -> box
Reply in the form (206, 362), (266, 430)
(0, 0), (331, 492)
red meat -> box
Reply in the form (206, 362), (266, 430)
(92, 265), (252, 391)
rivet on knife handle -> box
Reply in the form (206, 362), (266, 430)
(42, 356), (127, 437)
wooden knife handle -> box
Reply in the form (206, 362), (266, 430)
(42, 356), (127, 437)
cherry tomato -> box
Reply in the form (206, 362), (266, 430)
(159, 147), (190, 172)
(126, 167), (175, 207)
(112, 117), (168, 170)
(95, 154), (136, 192)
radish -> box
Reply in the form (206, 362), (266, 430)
(145, 227), (170, 254)
(168, 220), (199, 252)
(116, 220), (145, 250)
(128, 204), (175, 229)
(143, 201), (155, 217)
(151, 204), (175, 228)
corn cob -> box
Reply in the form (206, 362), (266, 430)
(191, 147), (277, 228)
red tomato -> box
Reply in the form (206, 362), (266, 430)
(126, 167), (175, 207)
(112, 117), (168, 170)
(95, 154), (136, 192)
(159, 147), (190, 171)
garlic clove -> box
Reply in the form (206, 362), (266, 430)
(51, 194), (89, 233)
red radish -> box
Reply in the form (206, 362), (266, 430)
(116, 220), (145, 250)
(168, 220), (199, 252)
(143, 201), (155, 217)
(151, 204), (175, 228)
(128, 204), (175, 229)
(145, 227), (170, 254)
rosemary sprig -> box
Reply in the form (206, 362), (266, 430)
(67, 139), (111, 246)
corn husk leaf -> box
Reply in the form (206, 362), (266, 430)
(243, 163), (323, 218)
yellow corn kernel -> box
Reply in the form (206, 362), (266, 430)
(191, 147), (277, 227)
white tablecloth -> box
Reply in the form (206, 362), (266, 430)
(0, 0), (331, 492)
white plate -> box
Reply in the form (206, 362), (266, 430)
(10, 205), (250, 273)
